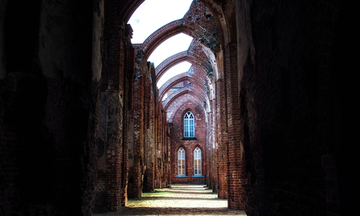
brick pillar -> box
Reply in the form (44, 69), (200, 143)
(132, 55), (146, 198)
(120, 43), (134, 206)
(224, 43), (244, 209)
(162, 112), (168, 188)
(145, 91), (155, 192)
(212, 98), (218, 192)
(206, 110), (212, 187)
(155, 105), (163, 188)
(216, 77), (229, 199)
(101, 19), (124, 212)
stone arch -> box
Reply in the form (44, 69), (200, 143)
(166, 94), (200, 123)
(162, 88), (205, 111)
(119, 0), (145, 23)
(156, 52), (208, 81)
(175, 144), (188, 156)
(139, 1), (222, 60)
(105, 0), (237, 209)
(155, 49), (211, 81)
(124, 0), (224, 81)
(162, 79), (211, 113)
(121, 0), (227, 47)
(191, 144), (204, 153)
(159, 75), (206, 103)
(141, 19), (196, 60)
(191, 144), (205, 155)
(171, 99), (205, 125)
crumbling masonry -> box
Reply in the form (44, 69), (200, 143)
(0, 0), (353, 216)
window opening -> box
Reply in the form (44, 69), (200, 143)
(178, 148), (185, 175)
(194, 147), (201, 175)
(184, 111), (194, 137)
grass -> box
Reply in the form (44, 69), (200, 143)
(128, 198), (145, 203)
(142, 190), (174, 197)
(128, 190), (172, 204)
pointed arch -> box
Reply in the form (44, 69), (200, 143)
(159, 74), (206, 103)
(184, 111), (195, 138)
(141, 19), (196, 60)
(193, 147), (202, 175)
(162, 88), (205, 111)
(155, 49), (211, 81)
(177, 147), (186, 176)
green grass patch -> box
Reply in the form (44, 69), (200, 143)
(142, 190), (174, 197)
(128, 198), (145, 203)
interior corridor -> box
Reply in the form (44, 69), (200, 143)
(0, 0), (354, 216)
(94, 184), (246, 215)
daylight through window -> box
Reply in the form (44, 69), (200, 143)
(178, 148), (185, 175)
(184, 111), (194, 137)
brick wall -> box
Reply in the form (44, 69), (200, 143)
(0, 0), (350, 215)
(235, 0), (341, 215)
(170, 101), (206, 184)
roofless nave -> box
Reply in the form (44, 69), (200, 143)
(0, 0), (352, 215)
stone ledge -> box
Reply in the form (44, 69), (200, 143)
(175, 174), (188, 177)
(181, 137), (197, 140)
(191, 174), (204, 177)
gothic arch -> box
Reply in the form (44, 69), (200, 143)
(159, 75), (206, 103)
(156, 52), (208, 81)
(191, 144), (204, 153)
(171, 100), (205, 124)
(162, 87), (206, 111)
(120, 0), (227, 47)
(155, 49), (211, 81)
(165, 94), (200, 123)
(141, 19), (196, 60)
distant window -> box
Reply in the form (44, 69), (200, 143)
(178, 148), (185, 175)
(184, 111), (194, 137)
(194, 147), (201, 175)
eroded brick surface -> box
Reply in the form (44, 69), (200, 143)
(0, 0), (349, 216)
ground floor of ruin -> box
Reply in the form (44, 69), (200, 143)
(94, 184), (247, 216)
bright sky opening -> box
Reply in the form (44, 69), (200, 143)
(128, 0), (194, 89)
(148, 33), (193, 67)
(128, 0), (193, 44)
(157, 62), (192, 88)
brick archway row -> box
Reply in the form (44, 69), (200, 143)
(155, 39), (212, 81)
(137, 1), (220, 61)
(166, 94), (204, 123)
(120, 0), (226, 46)
(159, 69), (206, 102)
(155, 50), (210, 82)
(162, 84), (206, 111)
(141, 19), (196, 60)
(171, 99), (206, 123)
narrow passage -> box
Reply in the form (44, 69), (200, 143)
(95, 184), (246, 215)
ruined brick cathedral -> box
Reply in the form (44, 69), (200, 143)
(0, 0), (355, 215)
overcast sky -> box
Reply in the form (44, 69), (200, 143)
(128, 0), (194, 88)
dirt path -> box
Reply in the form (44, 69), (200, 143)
(94, 184), (247, 215)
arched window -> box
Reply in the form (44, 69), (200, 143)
(178, 148), (185, 175)
(194, 147), (201, 175)
(184, 111), (194, 137)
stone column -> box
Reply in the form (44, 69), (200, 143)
(224, 43), (244, 209)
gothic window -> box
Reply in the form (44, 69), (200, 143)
(178, 148), (185, 175)
(194, 147), (201, 175)
(184, 111), (194, 138)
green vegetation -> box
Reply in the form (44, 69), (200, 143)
(142, 190), (174, 197)
(128, 198), (145, 203)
